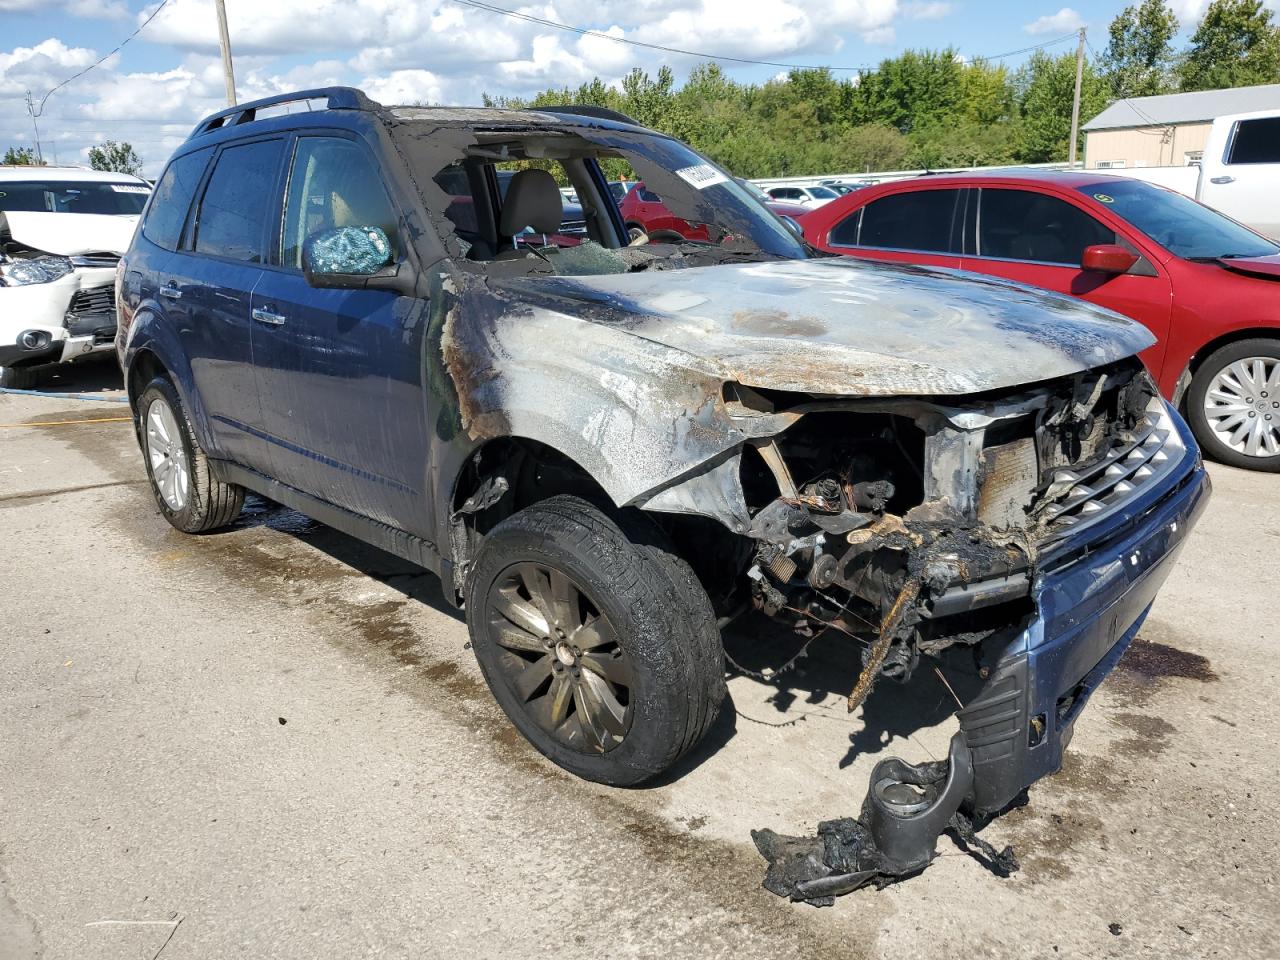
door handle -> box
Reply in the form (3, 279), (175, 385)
(251, 305), (286, 326)
(159, 283), (182, 299)
(1209, 175), (1235, 184)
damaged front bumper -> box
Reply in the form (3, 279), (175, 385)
(0, 267), (118, 369)
(756, 405), (1210, 903)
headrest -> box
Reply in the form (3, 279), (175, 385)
(499, 168), (563, 236)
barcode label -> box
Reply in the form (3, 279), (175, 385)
(109, 184), (150, 194)
(674, 164), (728, 190)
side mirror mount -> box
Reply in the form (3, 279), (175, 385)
(1081, 243), (1140, 275)
(302, 226), (398, 290)
(780, 215), (805, 237)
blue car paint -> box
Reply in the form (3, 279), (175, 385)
(958, 411), (1209, 814)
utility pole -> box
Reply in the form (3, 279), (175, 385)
(1064, 27), (1085, 168)
(214, 0), (238, 106)
(23, 90), (45, 164)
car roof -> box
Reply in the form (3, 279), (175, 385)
(0, 165), (148, 184)
(878, 169), (1119, 190)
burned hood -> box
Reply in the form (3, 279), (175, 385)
(0, 210), (138, 257)
(499, 257), (1155, 396)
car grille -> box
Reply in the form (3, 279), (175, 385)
(63, 284), (118, 338)
(70, 253), (121, 269)
(1039, 397), (1185, 544)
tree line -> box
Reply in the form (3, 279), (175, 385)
(487, 0), (1280, 177)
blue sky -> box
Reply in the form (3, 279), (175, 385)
(0, 0), (1265, 175)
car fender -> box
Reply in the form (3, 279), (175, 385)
(122, 307), (216, 452)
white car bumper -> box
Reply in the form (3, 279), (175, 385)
(0, 265), (117, 369)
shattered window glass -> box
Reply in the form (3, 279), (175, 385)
(390, 120), (808, 276)
(281, 137), (399, 268)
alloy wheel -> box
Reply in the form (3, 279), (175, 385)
(485, 561), (634, 753)
(1202, 356), (1280, 458)
(146, 397), (190, 511)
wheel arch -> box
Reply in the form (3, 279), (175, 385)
(1174, 326), (1280, 408)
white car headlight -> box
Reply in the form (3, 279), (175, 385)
(0, 255), (74, 287)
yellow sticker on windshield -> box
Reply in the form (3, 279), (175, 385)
(1094, 193), (1115, 203)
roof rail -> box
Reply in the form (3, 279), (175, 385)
(542, 104), (639, 126)
(188, 87), (380, 140)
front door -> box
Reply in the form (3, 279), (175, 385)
(249, 133), (431, 532)
(960, 187), (1173, 376)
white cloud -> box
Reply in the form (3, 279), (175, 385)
(0, 38), (96, 96)
(1023, 7), (1084, 34)
(904, 1), (951, 19)
(359, 69), (448, 106)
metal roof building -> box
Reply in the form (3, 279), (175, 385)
(1082, 82), (1280, 169)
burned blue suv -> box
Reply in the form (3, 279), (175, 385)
(117, 88), (1207, 874)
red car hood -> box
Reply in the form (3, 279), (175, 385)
(1217, 254), (1280, 279)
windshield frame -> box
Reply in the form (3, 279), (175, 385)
(1077, 178), (1280, 262)
(0, 179), (150, 216)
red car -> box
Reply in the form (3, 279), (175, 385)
(618, 181), (810, 244)
(803, 171), (1280, 470)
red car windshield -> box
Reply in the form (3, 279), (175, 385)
(1078, 179), (1279, 261)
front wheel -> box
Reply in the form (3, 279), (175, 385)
(1187, 338), (1280, 471)
(465, 496), (724, 786)
(0, 365), (42, 390)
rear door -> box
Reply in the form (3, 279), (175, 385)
(173, 136), (286, 468)
(960, 186), (1172, 374)
(1201, 115), (1280, 240)
(820, 186), (965, 270)
(249, 132), (430, 531)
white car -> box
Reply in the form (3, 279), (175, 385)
(764, 184), (841, 208)
(0, 166), (149, 388)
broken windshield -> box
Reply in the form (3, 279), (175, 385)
(387, 113), (809, 276)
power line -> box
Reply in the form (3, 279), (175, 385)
(448, 0), (1077, 73)
(30, 0), (173, 116)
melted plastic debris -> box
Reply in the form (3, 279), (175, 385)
(753, 810), (1018, 907)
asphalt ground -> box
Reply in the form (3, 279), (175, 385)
(1, 359), (1276, 959)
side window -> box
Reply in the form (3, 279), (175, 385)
(978, 189), (1115, 266)
(193, 139), (284, 263)
(282, 137), (400, 268)
(1227, 117), (1280, 165)
(141, 148), (211, 251)
(853, 189), (961, 252)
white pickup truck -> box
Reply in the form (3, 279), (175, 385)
(1092, 108), (1280, 240)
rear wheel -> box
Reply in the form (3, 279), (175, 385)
(1187, 338), (1280, 472)
(138, 377), (245, 532)
(465, 496), (724, 785)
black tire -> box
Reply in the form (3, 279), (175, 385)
(137, 376), (245, 532)
(1186, 338), (1280, 472)
(0, 365), (42, 390)
(465, 495), (724, 786)
(626, 224), (647, 243)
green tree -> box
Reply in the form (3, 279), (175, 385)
(1178, 0), (1280, 91)
(3, 146), (44, 165)
(1015, 50), (1108, 162)
(87, 140), (143, 175)
(855, 49), (965, 133)
(1101, 0), (1180, 98)
(960, 60), (1017, 125)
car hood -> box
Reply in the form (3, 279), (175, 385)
(1215, 253), (1280, 280)
(0, 210), (138, 256)
(500, 256), (1155, 397)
